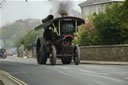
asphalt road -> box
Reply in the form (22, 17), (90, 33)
(0, 57), (128, 85)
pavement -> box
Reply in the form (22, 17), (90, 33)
(5, 55), (128, 65)
(80, 60), (128, 65)
(0, 56), (128, 85)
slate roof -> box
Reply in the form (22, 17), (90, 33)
(79, 0), (124, 7)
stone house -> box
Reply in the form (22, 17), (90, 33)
(79, 0), (124, 19)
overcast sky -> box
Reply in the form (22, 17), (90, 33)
(0, 0), (86, 26)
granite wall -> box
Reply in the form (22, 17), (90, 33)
(80, 44), (128, 61)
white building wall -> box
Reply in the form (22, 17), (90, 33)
(81, 3), (110, 18)
(81, 0), (124, 19)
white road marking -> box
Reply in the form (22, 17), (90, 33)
(45, 66), (125, 85)
(85, 72), (123, 82)
(55, 66), (109, 76)
(80, 69), (108, 76)
(54, 66), (70, 69)
(2, 58), (128, 83)
(58, 67), (123, 82)
(125, 77), (128, 80)
(46, 65), (123, 82)
(9, 71), (26, 75)
(44, 66), (78, 79)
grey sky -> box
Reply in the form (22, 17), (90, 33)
(0, 0), (86, 26)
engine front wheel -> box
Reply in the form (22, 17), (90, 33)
(50, 46), (56, 65)
(73, 45), (80, 65)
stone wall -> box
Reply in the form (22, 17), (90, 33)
(80, 44), (128, 61)
(26, 47), (36, 58)
(18, 44), (128, 61)
(18, 47), (36, 58)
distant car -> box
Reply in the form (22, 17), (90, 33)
(6, 50), (13, 56)
(10, 48), (17, 55)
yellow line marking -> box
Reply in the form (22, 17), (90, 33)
(0, 70), (28, 85)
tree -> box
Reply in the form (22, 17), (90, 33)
(120, 0), (128, 43)
(93, 3), (123, 45)
(77, 16), (98, 46)
(77, 1), (128, 46)
(0, 19), (41, 48)
(18, 30), (43, 49)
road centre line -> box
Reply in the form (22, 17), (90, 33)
(54, 66), (108, 76)
(9, 71), (26, 75)
(51, 67), (123, 82)
(46, 67), (123, 85)
(125, 77), (128, 80)
(77, 69), (123, 82)
(80, 69), (108, 76)
(54, 66), (70, 69)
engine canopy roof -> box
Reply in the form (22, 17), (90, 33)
(35, 16), (85, 31)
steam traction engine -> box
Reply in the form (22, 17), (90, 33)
(35, 14), (85, 65)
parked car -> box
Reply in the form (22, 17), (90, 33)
(6, 50), (13, 56)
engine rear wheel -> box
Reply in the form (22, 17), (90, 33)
(36, 38), (47, 64)
(61, 56), (72, 64)
(73, 45), (80, 65)
(50, 46), (56, 65)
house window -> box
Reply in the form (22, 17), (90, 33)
(98, 8), (101, 13)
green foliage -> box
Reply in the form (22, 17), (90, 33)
(19, 30), (43, 49)
(72, 38), (79, 45)
(76, 16), (99, 46)
(78, 29), (100, 46)
(79, 29), (93, 45)
(121, 0), (128, 25)
(0, 19), (41, 48)
(120, 0), (128, 43)
(78, 1), (128, 45)
(93, 3), (123, 45)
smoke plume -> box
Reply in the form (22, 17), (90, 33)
(49, 0), (74, 17)
(57, 1), (73, 15)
